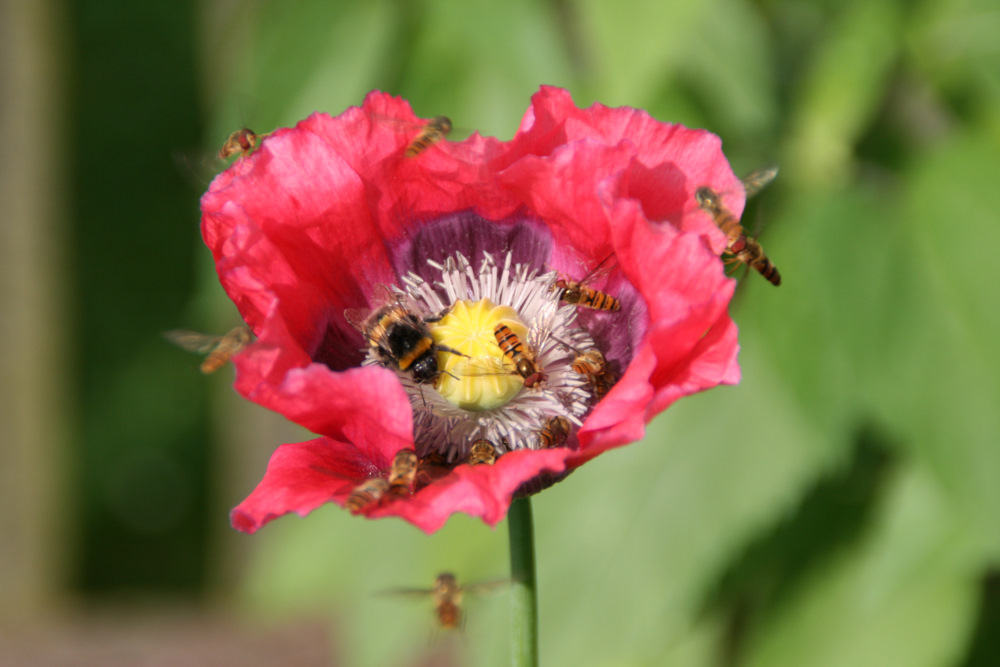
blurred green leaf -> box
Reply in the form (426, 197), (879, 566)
(906, 0), (1000, 106)
(786, 0), (902, 187)
(892, 128), (1000, 554)
(577, 0), (709, 105)
(250, 0), (399, 126)
(398, 0), (577, 137)
(677, 0), (778, 142)
(744, 464), (982, 667)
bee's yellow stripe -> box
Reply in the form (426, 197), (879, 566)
(398, 337), (433, 370)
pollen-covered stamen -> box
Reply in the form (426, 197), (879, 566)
(385, 251), (600, 462)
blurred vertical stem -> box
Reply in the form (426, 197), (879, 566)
(508, 497), (538, 667)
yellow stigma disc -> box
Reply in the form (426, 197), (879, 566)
(430, 299), (527, 411)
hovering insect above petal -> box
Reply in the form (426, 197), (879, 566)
(695, 166), (782, 286)
(218, 127), (272, 161)
(404, 115), (452, 158)
(165, 326), (252, 373)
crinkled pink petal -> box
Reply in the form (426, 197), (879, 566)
(231, 437), (384, 534)
(236, 357), (415, 457)
(366, 449), (571, 533)
(497, 135), (739, 465)
(202, 126), (396, 337)
(231, 438), (571, 535)
(512, 85), (743, 254)
(498, 139), (635, 261)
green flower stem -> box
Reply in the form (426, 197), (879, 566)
(508, 496), (539, 667)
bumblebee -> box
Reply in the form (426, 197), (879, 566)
(346, 286), (460, 384)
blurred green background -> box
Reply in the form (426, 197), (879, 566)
(3, 0), (999, 664)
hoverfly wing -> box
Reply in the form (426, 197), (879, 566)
(164, 330), (222, 355)
(463, 578), (513, 597)
(374, 586), (436, 599)
(576, 252), (618, 285)
(740, 165), (779, 199)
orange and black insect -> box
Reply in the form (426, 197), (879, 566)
(537, 416), (571, 449)
(554, 253), (621, 311)
(695, 167), (781, 286)
(344, 478), (389, 514)
(379, 572), (509, 632)
(218, 127), (268, 160)
(494, 323), (545, 388)
(467, 440), (498, 466)
(404, 115), (452, 158)
(388, 448), (418, 496)
(571, 348), (616, 400)
(165, 326), (252, 373)
(346, 286), (462, 385)
(415, 452), (453, 490)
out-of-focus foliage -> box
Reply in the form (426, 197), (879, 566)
(184, 0), (1000, 664)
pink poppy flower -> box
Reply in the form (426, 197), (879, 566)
(201, 86), (742, 535)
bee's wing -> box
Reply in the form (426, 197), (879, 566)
(343, 307), (374, 335)
(741, 165), (779, 199)
(344, 284), (406, 335)
(374, 587), (436, 599)
(220, 325), (253, 345)
(164, 330), (222, 354)
(456, 356), (514, 376)
(463, 578), (513, 597)
(575, 251), (619, 285)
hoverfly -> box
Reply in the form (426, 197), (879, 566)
(164, 326), (252, 373)
(467, 439), (498, 466)
(552, 253), (621, 311)
(571, 348), (616, 400)
(379, 572), (509, 631)
(404, 115), (452, 158)
(695, 166), (781, 286)
(218, 127), (270, 161)
(494, 323), (546, 388)
(344, 478), (389, 514)
(537, 416), (571, 449)
(388, 448), (419, 496)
